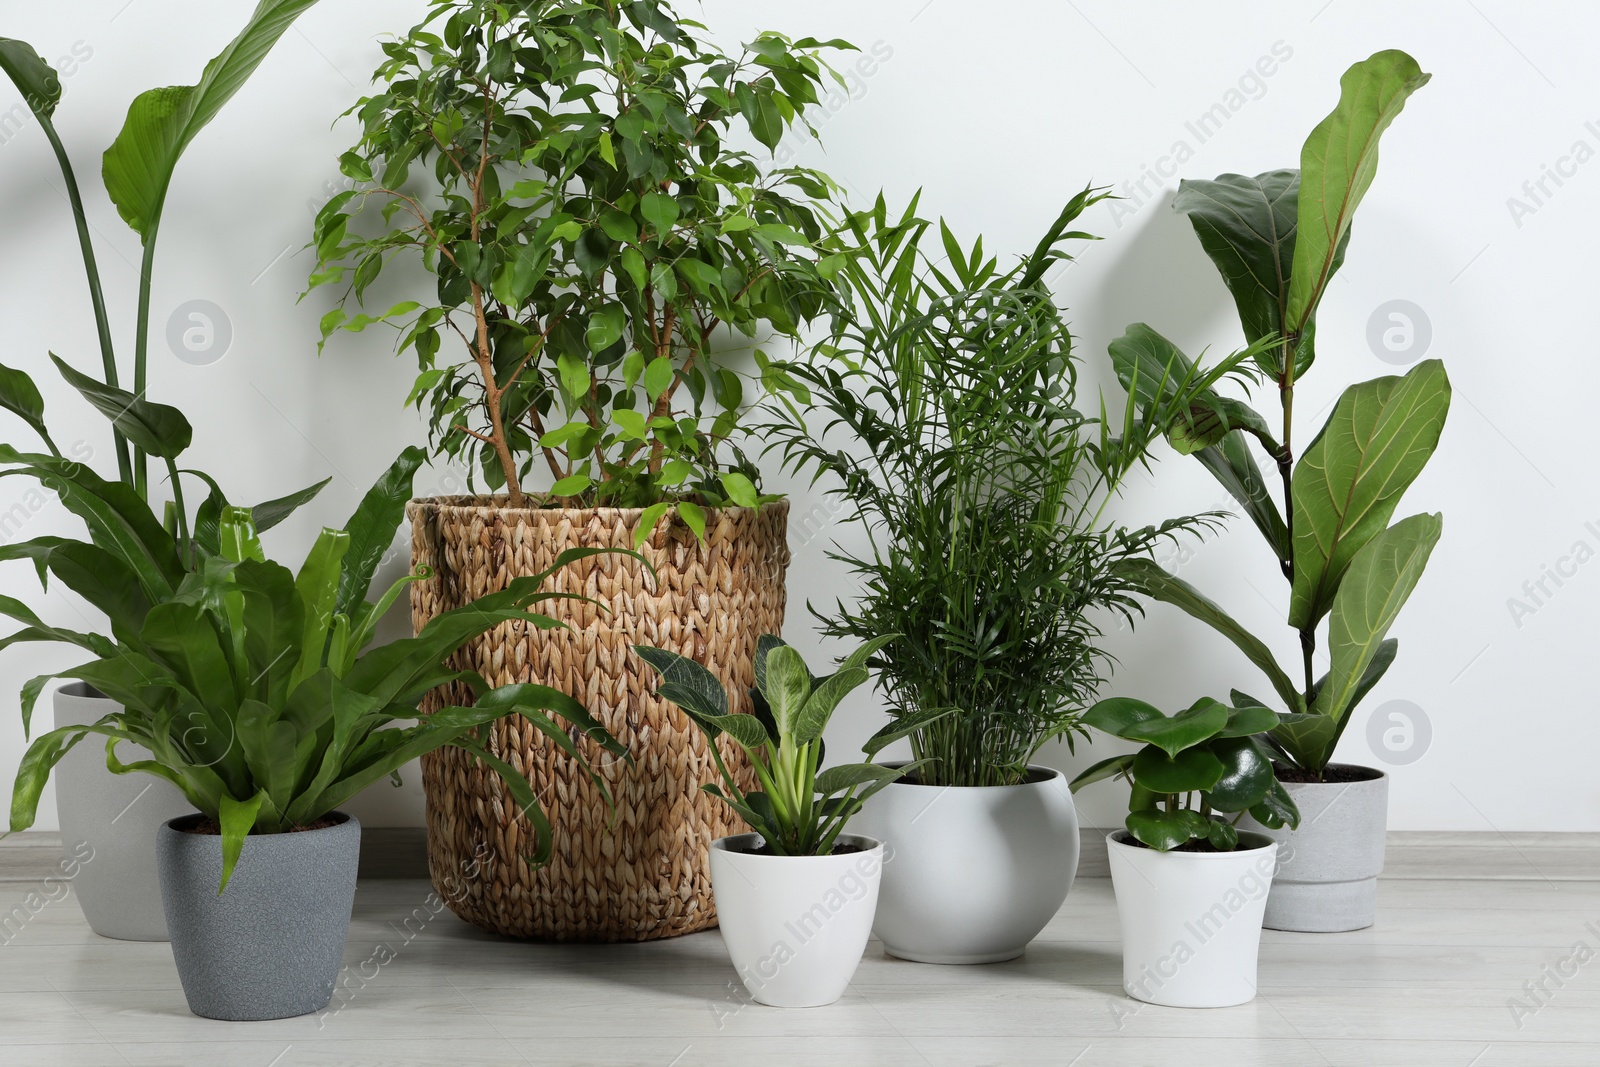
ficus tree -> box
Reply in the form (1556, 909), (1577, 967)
(1108, 49), (1449, 778)
(312, 0), (851, 538)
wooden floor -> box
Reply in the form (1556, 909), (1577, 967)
(0, 835), (1596, 1066)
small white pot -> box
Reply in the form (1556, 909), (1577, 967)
(54, 684), (194, 941)
(708, 833), (883, 1008)
(1107, 831), (1278, 1008)
(851, 765), (1079, 963)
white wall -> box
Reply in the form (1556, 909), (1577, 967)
(0, 0), (1587, 834)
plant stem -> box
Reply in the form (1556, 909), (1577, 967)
(38, 118), (132, 487)
(134, 220), (162, 502)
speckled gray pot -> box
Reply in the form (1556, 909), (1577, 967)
(157, 813), (360, 1021)
(54, 683), (193, 941)
(1238, 765), (1388, 932)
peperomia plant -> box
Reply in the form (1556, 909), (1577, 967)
(1070, 697), (1300, 852)
(311, 0), (850, 535)
(0, 0), (323, 501)
(3, 384), (628, 893)
(1107, 50), (1448, 780)
(635, 635), (913, 856)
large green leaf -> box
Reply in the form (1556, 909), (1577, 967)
(0, 39), (60, 120)
(1108, 324), (1279, 457)
(633, 645), (729, 719)
(1120, 699), (1229, 758)
(1173, 171), (1298, 353)
(1288, 359), (1450, 628)
(50, 355), (192, 459)
(102, 0), (324, 241)
(1125, 808), (1197, 852)
(763, 644), (813, 738)
(1131, 744), (1225, 795)
(1309, 513), (1443, 740)
(0, 361), (50, 446)
(217, 790), (268, 893)
(1204, 736), (1276, 812)
(1116, 557), (1305, 713)
(333, 447), (425, 619)
(791, 666), (867, 744)
(1286, 50), (1430, 335)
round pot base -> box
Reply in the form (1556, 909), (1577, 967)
(884, 945), (1025, 965)
(1264, 876), (1377, 932)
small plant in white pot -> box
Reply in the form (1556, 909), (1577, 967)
(637, 635), (907, 1008)
(1072, 697), (1300, 1008)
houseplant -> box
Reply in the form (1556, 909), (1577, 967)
(763, 192), (1267, 963)
(6, 404), (627, 1020)
(1107, 49), (1445, 932)
(637, 634), (904, 1008)
(309, 0), (853, 940)
(1070, 696), (1299, 1008)
(0, 0), (329, 940)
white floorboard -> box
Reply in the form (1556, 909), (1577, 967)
(0, 873), (1594, 1065)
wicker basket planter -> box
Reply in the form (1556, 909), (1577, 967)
(407, 496), (790, 941)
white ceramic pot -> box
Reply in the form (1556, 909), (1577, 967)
(708, 833), (883, 1008)
(1107, 830), (1278, 1008)
(53, 683), (193, 941)
(1238, 764), (1389, 932)
(851, 764), (1078, 964)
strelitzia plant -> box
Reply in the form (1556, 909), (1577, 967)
(2, 376), (627, 892)
(1070, 697), (1300, 852)
(635, 635), (914, 856)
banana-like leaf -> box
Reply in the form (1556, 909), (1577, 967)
(333, 447), (425, 619)
(790, 666), (867, 744)
(1116, 557), (1305, 713)
(254, 477), (332, 533)
(0, 38), (62, 120)
(102, 0), (324, 242)
(292, 529), (349, 689)
(1289, 359), (1450, 628)
(234, 559), (304, 704)
(0, 361), (51, 447)
(1286, 50), (1431, 335)
(1308, 513), (1442, 751)
(46, 542), (153, 643)
(50, 355), (192, 460)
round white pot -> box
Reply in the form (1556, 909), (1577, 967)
(708, 833), (883, 1008)
(850, 764), (1078, 964)
(1238, 764), (1389, 932)
(53, 683), (194, 941)
(1107, 831), (1278, 1008)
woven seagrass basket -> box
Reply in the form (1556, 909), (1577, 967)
(408, 496), (789, 941)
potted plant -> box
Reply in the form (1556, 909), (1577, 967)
(309, 0), (855, 941)
(636, 635), (906, 1007)
(1071, 696), (1299, 1008)
(0, 0), (329, 940)
(1106, 50), (1444, 933)
(762, 193), (1266, 964)
(6, 398), (626, 1020)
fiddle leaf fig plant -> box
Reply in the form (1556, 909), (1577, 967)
(635, 635), (911, 856)
(311, 0), (850, 530)
(1108, 49), (1448, 778)
(1070, 696), (1299, 852)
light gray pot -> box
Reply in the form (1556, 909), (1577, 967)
(851, 764), (1079, 963)
(53, 683), (193, 941)
(157, 813), (360, 1021)
(1238, 764), (1388, 932)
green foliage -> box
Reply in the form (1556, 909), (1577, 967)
(636, 635), (903, 856)
(312, 0), (852, 515)
(1, 367), (628, 894)
(0, 2), (323, 498)
(1070, 696), (1299, 852)
(1112, 50), (1445, 776)
(762, 191), (1264, 788)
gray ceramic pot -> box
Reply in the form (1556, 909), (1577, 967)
(1238, 764), (1388, 932)
(54, 683), (193, 941)
(157, 813), (360, 1021)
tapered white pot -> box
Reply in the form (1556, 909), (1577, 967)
(851, 765), (1079, 963)
(708, 833), (883, 1008)
(1107, 831), (1277, 1008)
(1238, 764), (1388, 932)
(53, 683), (193, 941)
